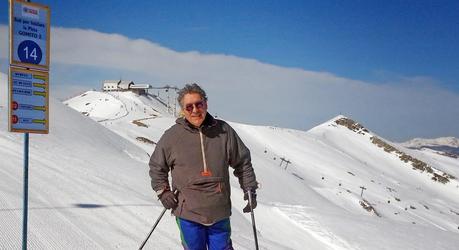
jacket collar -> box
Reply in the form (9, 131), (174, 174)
(176, 113), (217, 132)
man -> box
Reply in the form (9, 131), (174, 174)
(149, 83), (258, 250)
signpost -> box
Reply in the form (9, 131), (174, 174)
(8, 1), (50, 249)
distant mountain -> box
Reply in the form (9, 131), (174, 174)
(402, 137), (459, 159)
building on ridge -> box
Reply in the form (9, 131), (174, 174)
(102, 80), (150, 95)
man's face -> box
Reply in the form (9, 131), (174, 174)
(182, 93), (208, 127)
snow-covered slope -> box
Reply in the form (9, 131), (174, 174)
(2, 81), (459, 249)
(231, 116), (459, 249)
(64, 90), (175, 153)
(0, 74), (173, 249)
(63, 89), (459, 249)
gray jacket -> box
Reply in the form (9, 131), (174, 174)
(149, 113), (258, 225)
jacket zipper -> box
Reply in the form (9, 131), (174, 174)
(199, 128), (211, 176)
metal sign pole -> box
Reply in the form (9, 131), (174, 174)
(24, 1), (30, 248)
(23, 0), (30, 248)
(23, 132), (29, 250)
(22, 2), (30, 249)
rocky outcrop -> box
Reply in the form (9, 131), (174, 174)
(370, 136), (455, 184)
(335, 117), (369, 135)
(334, 117), (456, 184)
(359, 199), (381, 217)
(136, 136), (156, 145)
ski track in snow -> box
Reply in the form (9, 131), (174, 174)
(97, 93), (130, 122)
(0, 167), (23, 249)
(273, 204), (357, 250)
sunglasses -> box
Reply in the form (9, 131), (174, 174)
(184, 100), (206, 112)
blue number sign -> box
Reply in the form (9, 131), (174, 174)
(10, 1), (50, 70)
(18, 40), (43, 64)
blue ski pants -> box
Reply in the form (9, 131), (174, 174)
(176, 217), (233, 250)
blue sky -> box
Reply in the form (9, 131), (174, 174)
(1, 0), (458, 141)
(2, 0), (458, 90)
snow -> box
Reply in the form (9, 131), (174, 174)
(1, 72), (459, 249)
(402, 137), (459, 148)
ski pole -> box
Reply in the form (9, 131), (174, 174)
(139, 190), (177, 250)
(247, 190), (259, 250)
(138, 207), (167, 250)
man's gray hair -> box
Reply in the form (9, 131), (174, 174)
(177, 83), (208, 106)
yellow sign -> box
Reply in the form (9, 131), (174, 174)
(9, 67), (49, 134)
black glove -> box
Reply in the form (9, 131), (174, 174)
(243, 190), (257, 213)
(158, 190), (178, 209)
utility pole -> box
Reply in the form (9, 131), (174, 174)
(279, 157), (292, 170)
(279, 157), (286, 167)
(284, 160), (291, 170)
(167, 90), (170, 114)
(174, 90), (178, 117)
(151, 85), (179, 116)
(360, 186), (367, 197)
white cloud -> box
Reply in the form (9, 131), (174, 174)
(0, 26), (8, 62)
(1, 25), (458, 141)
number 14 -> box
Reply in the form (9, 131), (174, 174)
(23, 46), (38, 61)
